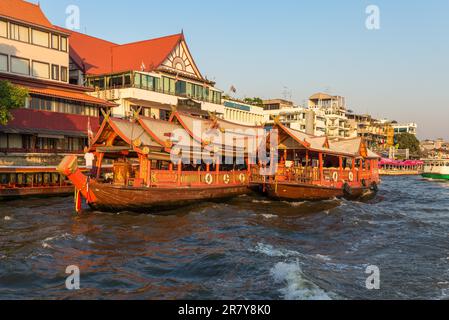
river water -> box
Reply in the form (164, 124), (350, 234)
(1, 176), (449, 300)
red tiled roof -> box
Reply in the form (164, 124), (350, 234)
(0, 0), (58, 31)
(58, 27), (184, 76)
(0, 108), (100, 136)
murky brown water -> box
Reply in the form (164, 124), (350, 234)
(1, 176), (449, 300)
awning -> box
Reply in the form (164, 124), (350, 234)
(27, 86), (116, 107)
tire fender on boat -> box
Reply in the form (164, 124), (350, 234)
(348, 172), (354, 182)
(205, 173), (213, 185)
(239, 173), (246, 184)
(223, 174), (231, 184)
(332, 172), (339, 182)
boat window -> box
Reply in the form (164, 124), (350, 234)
(0, 173), (8, 184)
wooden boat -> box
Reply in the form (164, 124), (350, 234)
(422, 159), (449, 180)
(0, 166), (75, 199)
(58, 111), (261, 213)
(251, 120), (381, 201)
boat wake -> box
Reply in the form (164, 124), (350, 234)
(41, 233), (73, 249)
(270, 261), (332, 300)
(251, 243), (303, 258)
(251, 200), (273, 204)
(41, 232), (95, 249)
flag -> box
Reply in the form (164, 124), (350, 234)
(140, 61), (146, 71)
(230, 85), (237, 93)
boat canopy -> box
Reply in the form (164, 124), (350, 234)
(170, 111), (264, 156)
(89, 118), (164, 156)
(274, 121), (380, 159)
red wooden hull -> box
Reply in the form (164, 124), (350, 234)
(87, 181), (250, 213)
(260, 182), (377, 201)
(0, 185), (74, 199)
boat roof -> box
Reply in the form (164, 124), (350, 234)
(170, 111), (263, 155)
(138, 116), (202, 150)
(90, 118), (163, 154)
(276, 122), (380, 159)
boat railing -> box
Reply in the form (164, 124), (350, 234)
(251, 165), (377, 187)
(144, 170), (249, 187)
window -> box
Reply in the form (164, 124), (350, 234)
(0, 20), (7, 38)
(0, 54), (7, 71)
(31, 29), (49, 47)
(10, 24), (29, 42)
(110, 75), (123, 87)
(51, 34), (59, 50)
(61, 66), (68, 82)
(11, 57), (30, 75)
(134, 73), (141, 88)
(60, 37), (68, 52)
(32, 61), (50, 79)
(52, 64), (59, 80)
(162, 77), (175, 94)
(175, 81), (187, 96)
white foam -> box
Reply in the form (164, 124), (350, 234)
(261, 214), (278, 219)
(315, 254), (332, 262)
(3, 216), (12, 221)
(41, 233), (72, 249)
(284, 201), (306, 207)
(252, 200), (272, 204)
(270, 261), (332, 300)
(251, 243), (301, 258)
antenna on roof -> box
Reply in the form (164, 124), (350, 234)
(282, 86), (292, 101)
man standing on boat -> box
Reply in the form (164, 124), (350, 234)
(84, 148), (96, 177)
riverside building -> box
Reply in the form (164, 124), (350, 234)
(62, 29), (225, 120)
(0, 0), (114, 167)
(308, 93), (350, 139)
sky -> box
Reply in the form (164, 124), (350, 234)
(36, 0), (449, 140)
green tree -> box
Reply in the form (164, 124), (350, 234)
(0, 80), (29, 125)
(243, 97), (264, 106)
(396, 133), (421, 155)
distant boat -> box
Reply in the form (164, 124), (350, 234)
(378, 159), (423, 176)
(0, 166), (77, 199)
(422, 159), (449, 180)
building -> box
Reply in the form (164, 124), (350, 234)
(308, 93), (350, 139)
(346, 114), (394, 151)
(393, 122), (418, 136)
(61, 28), (225, 120)
(262, 99), (295, 111)
(0, 0), (114, 166)
(262, 99), (326, 136)
(223, 99), (264, 126)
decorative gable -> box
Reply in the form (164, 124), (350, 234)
(159, 40), (203, 80)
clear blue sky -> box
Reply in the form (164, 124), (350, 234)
(37, 0), (449, 139)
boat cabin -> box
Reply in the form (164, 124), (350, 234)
(252, 120), (381, 200)
(87, 111), (263, 189)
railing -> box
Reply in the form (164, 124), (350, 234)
(92, 83), (222, 105)
(125, 170), (249, 188)
(0, 148), (83, 154)
(251, 166), (378, 188)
